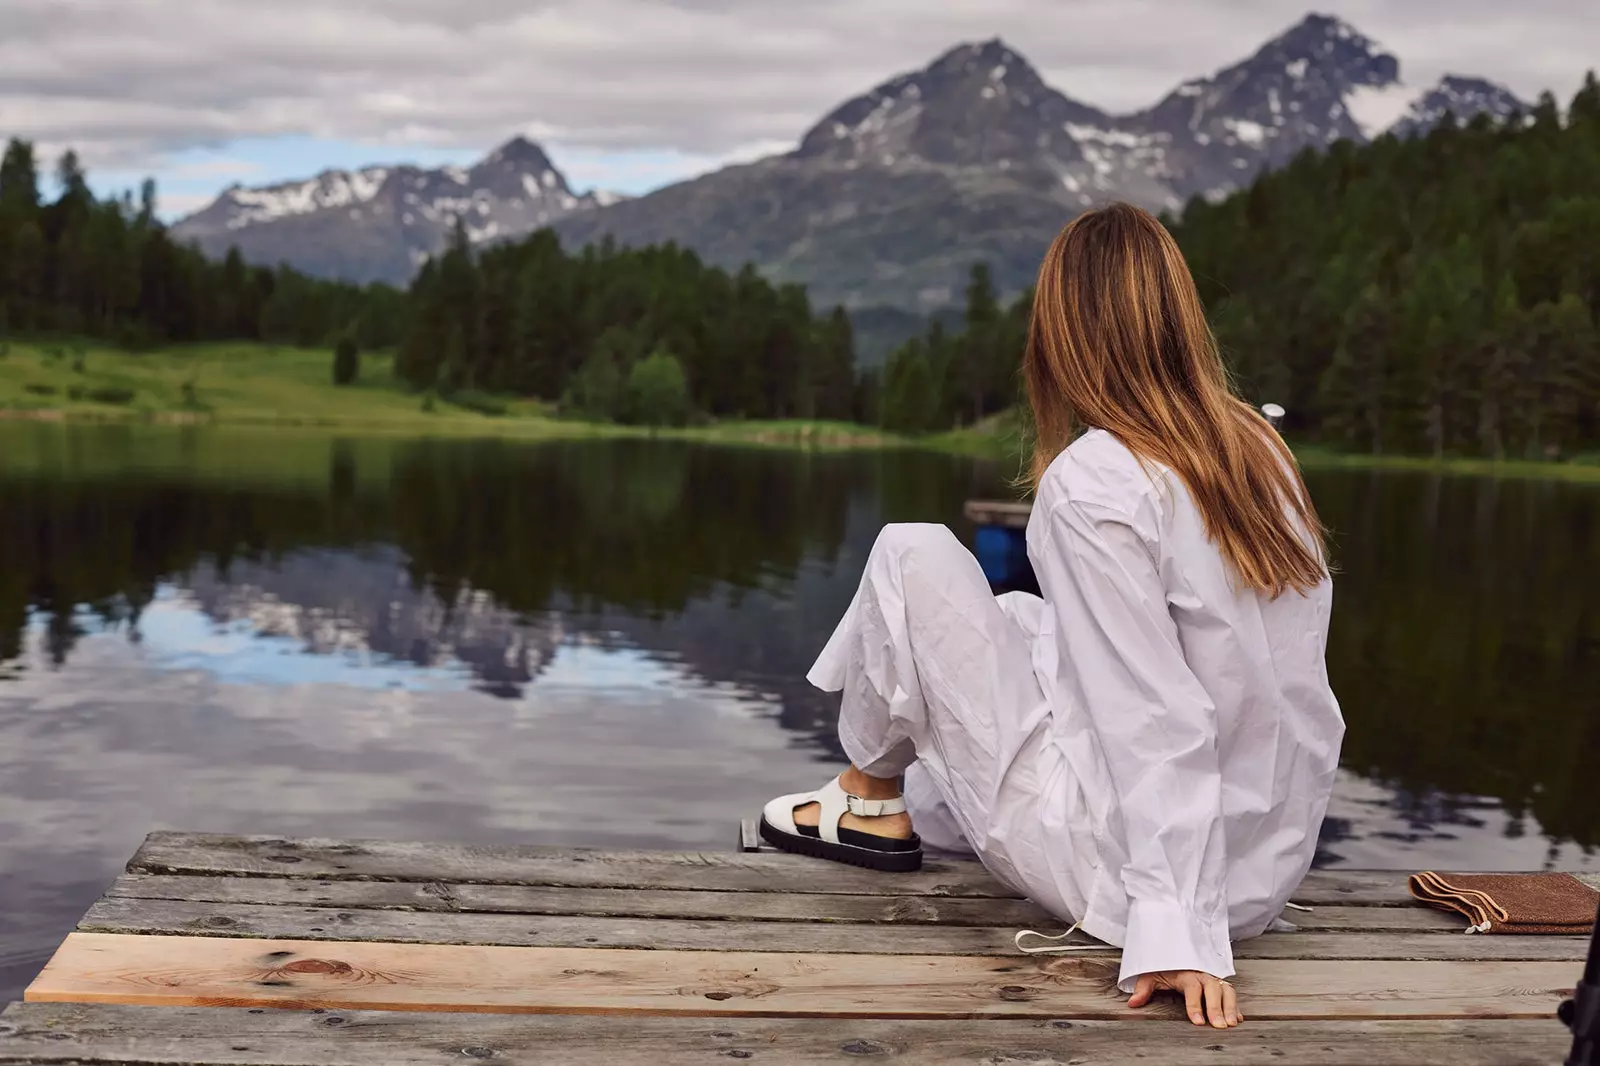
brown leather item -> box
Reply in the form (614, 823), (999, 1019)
(1408, 871), (1599, 934)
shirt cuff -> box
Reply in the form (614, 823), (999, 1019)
(1116, 899), (1236, 993)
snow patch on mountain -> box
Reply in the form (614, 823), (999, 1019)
(173, 136), (629, 284)
(175, 13), (1529, 300)
(223, 166), (393, 230)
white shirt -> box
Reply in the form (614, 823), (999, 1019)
(1024, 428), (1344, 990)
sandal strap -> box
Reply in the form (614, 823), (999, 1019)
(845, 794), (907, 817)
(816, 779), (906, 843)
(762, 778), (908, 846)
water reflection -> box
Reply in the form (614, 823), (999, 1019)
(0, 423), (1596, 1002)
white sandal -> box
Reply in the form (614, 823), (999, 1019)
(760, 777), (923, 872)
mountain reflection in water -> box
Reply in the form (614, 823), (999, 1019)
(0, 424), (1595, 1001)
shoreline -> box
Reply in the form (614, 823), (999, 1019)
(6, 406), (1600, 482)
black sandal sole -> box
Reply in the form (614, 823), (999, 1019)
(758, 816), (924, 872)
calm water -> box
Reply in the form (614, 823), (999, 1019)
(1, 423), (1596, 1001)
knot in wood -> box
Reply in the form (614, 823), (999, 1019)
(282, 958), (353, 976)
(840, 1039), (891, 1055)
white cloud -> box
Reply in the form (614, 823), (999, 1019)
(2, 0), (1594, 186)
(163, 158), (265, 181)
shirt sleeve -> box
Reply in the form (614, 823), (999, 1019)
(1034, 496), (1234, 992)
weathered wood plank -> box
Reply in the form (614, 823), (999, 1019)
(78, 896), (1098, 958)
(77, 897), (1591, 962)
(126, 832), (1600, 904)
(107, 873), (1057, 926)
(127, 833), (1015, 898)
(105, 873), (1476, 932)
(0, 1002), (1574, 1066)
(23, 934), (1577, 1019)
(964, 499), (1033, 529)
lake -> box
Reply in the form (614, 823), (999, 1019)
(1, 422), (1596, 1002)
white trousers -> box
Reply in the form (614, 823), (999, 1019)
(807, 523), (1082, 922)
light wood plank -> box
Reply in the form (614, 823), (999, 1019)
(0, 1002), (1573, 1066)
(964, 499), (1032, 529)
(77, 898), (1591, 962)
(104, 873), (1474, 932)
(23, 934), (1577, 1019)
(127, 833), (1015, 898)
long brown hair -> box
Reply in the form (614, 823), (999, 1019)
(1022, 202), (1327, 596)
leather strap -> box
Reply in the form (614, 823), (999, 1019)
(846, 794), (907, 817)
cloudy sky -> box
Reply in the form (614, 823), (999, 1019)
(3, 0), (1596, 217)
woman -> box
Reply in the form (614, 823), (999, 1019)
(760, 202), (1343, 1030)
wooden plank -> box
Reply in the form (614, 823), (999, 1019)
(1293, 868), (1600, 905)
(124, 833), (1600, 903)
(127, 833), (1600, 905)
(23, 933), (1577, 1019)
(103, 873), (1067, 927)
(127, 833), (1016, 897)
(105, 873), (1477, 932)
(738, 818), (760, 853)
(964, 499), (1033, 528)
(0, 1002), (1574, 1066)
(77, 897), (1592, 962)
(78, 896), (1098, 958)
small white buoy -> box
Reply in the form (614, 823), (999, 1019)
(1261, 402), (1286, 429)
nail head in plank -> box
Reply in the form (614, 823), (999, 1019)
(0, 1001), (1576, 1066)
(23, 934), (1577, 1019)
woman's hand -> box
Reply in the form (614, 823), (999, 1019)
(1127, 969), (1242, 1028)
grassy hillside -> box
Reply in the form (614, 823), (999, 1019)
(0, 341), (556, 431)
(0, 341), (904, 448)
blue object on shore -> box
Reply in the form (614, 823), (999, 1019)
(974, 524), (1030, 587)
(964, 499), (1038, 593)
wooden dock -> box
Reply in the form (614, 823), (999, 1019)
(1, 831), (1592, 1064)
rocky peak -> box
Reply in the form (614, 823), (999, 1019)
(794, 38), (1108, 168)
(469, 135), (575, 203)
(1133, 10), (1407, 190)
(1264, 12), (1398, 86)
(1387, 75), (1526, 138)
(480, 135), (558, 172)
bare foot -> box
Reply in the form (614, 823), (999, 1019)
(792, 765), (915, 840)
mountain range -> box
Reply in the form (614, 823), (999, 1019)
(172, 13), (1526, 313)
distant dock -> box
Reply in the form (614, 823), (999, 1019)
(1, 830), (1591, 1064)
(966, 498), (1035, 588)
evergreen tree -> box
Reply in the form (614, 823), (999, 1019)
(333, 335), (359, 386)
(563, 326), (635, 421)
(881, 340), (940, 433)
(0, 140), (39, 211)
(926, 75), (1600, 462)
(960, 263), (1000, 423)
(808, 306), (856, 420)
(625, 349), (692, 428)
